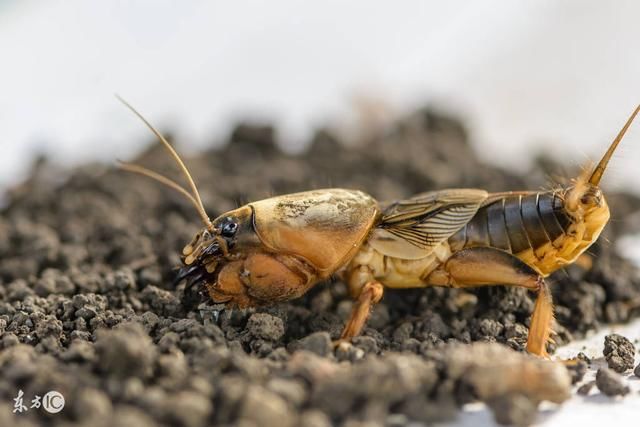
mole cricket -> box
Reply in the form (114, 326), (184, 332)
(119, 97), (639, 357)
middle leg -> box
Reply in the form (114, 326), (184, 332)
(339, 265), (384, 341)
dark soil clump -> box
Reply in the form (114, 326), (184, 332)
(603, 333), (636, 373)
(565, 359), (588, 384)
(595, 367), (630, 396)
(577, 381), (595, 396)
(2, 108), (640, 426)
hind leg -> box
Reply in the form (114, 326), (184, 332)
(426, 247), (554, 358)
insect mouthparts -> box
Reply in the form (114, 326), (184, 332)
(202, 241), (222, 257)
(173, 265), (202, 287)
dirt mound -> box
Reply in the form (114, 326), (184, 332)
(2, 108), (640, 426)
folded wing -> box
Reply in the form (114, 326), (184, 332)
(369, 189), (488, 259)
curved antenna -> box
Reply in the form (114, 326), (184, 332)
(117, 161), (202, 211)
(589, 104), (640, 185)
(116, 95), (213, 229)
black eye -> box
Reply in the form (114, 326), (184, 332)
(221, 219), (238, 237)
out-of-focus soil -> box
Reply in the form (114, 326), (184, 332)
(2, 108), (640, 426)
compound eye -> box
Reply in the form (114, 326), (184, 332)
(221, 218), (238, 237)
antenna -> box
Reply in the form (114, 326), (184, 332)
(116, 96), (213, 229)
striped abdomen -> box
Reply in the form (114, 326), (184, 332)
(448, 192), (576, 275)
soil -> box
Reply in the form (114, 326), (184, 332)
(564, 359), (588, 385)
(2, 108), (640, 426)
(603, 333), (636, 373)
(577, 381), (595, 396)
(595, 367), (631, 396)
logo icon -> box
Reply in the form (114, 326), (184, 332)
(42, 391), (65, 414)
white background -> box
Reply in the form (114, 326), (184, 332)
(1, 0), (640, 193)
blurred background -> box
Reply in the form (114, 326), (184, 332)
(1, 0), (639, 193)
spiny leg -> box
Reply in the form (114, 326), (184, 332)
(340, 281), (384, 340)
(339, 266), (384, 340)
(526, 279), (553, 356)
(427, 247), (554, 358)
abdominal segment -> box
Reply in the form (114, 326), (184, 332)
(448, 191), (608, 276)
(449, 193), (569, 254)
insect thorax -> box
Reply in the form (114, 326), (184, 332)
(346, 240), (452, 289)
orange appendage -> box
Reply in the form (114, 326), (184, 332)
(208, 252), (315, 308)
